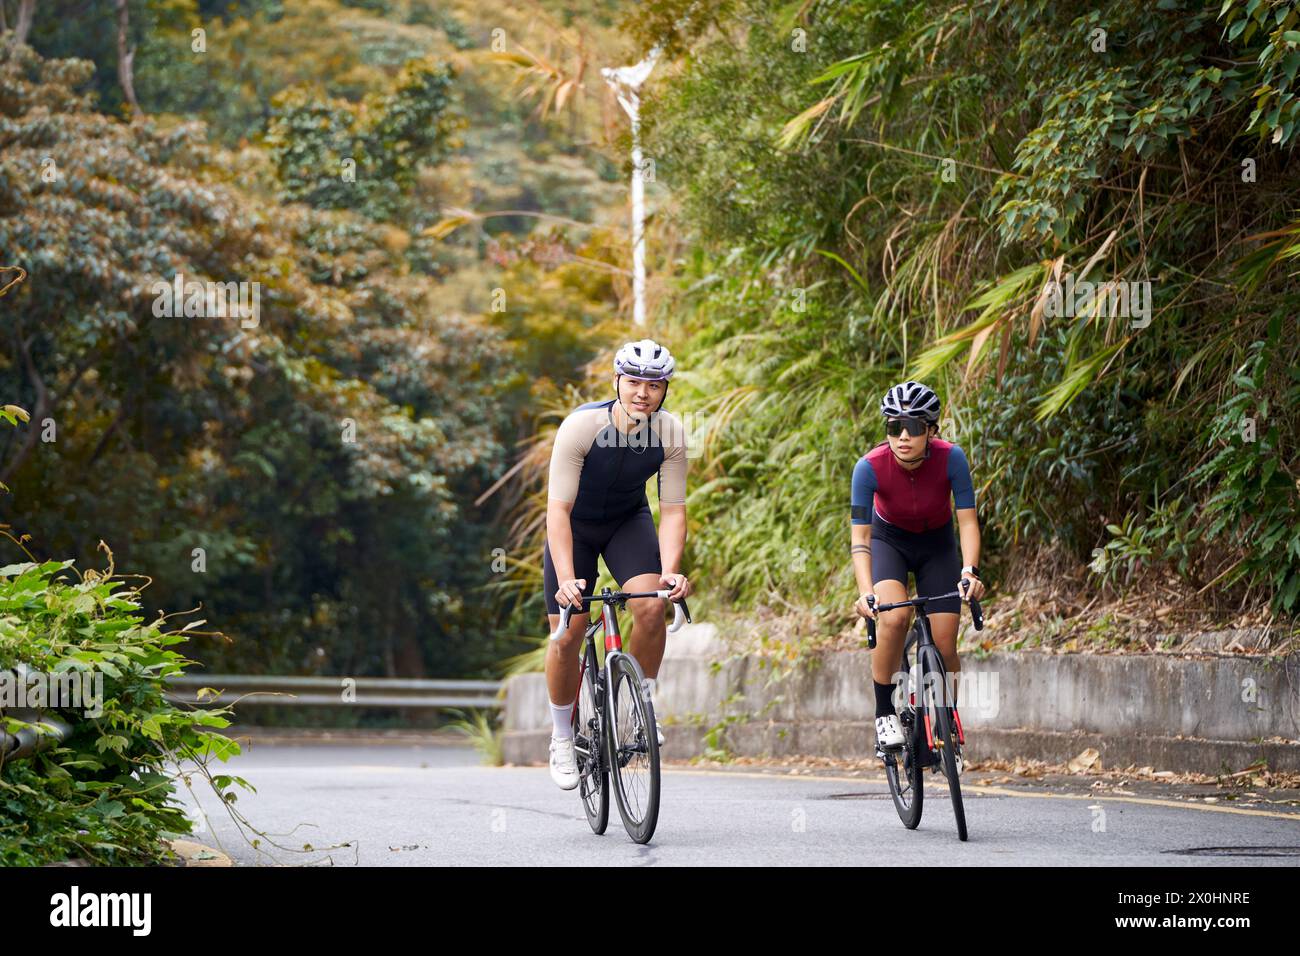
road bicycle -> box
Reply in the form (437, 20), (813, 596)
(867, 581), (983, 841)
(550, 587), (691, 844)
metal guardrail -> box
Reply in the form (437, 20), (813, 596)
(0, 710), (72, 762)
(2, 672), (500, 763)
(165, 675), (504, 710)
(2, 674), (500, 761)
(1, 665), (73, 762)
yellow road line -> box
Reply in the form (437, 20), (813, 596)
(663, 767), (1300, 820)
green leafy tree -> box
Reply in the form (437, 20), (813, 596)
(0, 42), (521, 678)
(638, 0), (1300, 621)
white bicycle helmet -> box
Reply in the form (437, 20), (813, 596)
(880, 380), (941, 423)
(614, 339), (675, 380)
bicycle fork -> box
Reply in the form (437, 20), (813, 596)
(920, 696), (966, 750)
(915, 652), (966, 753)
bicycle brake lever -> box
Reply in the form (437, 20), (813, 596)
(959, 579), (984, 631)
(866, 595), (878, 649)
(549, 604), (573, 641)
(667, 598), (690, 634)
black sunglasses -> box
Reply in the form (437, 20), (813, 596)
(885, 416), (929, 438)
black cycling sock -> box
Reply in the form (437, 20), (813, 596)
(873, 680), (896, 718)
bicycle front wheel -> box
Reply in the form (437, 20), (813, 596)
(921, 647), (967, 841)
(886, 627), (923, 828)
(606, 652), (661, 844)
(574, 641), (608, 835)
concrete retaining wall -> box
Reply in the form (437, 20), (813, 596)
(502, 624), (1300, 774)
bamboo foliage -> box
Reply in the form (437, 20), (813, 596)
(641, 0), (1300, 617)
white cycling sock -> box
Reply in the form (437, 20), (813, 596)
(549, 699), (574, 740)
(643, 677), (657, 700)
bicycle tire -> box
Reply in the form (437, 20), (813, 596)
(885, 627), (923, 828)
(573, 642), (608, 835)
(606, 652), (661, 844)
(920, 645), (967, 841)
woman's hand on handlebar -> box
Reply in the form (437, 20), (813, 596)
(556, 578), (587, 609)
(959, 574), (985, 602)
(856, 591), (878, 620)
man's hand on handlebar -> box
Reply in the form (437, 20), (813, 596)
(556, 578), (587, 609)
(959, 575), (986, 602)
(661, 573), (692, 602)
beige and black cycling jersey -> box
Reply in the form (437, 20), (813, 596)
(548, 399), (687, 522)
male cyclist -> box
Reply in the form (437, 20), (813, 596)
(850, 381), (986, 773)
(544, 339), (693, 789)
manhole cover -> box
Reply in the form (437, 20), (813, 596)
(1167, 846), (1300, 858)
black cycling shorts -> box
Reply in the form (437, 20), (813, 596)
(869, 516), (962, 614)
(543, 505), (662, 615)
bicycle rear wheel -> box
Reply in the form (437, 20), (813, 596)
(574, 642), (608, 835)
(606, 652), (660, 844)
(920, 646), (967, 841)
(885, 626), (923, 828)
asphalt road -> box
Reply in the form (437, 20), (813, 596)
(170, 734), (1300, 866)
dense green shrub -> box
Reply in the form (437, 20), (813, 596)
(0, 552), (241, 866)
(641, 0), (1300, 620)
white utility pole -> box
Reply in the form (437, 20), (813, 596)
(601, 53), (660, 326)
(601, 4), (698, 326)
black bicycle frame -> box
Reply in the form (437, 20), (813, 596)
(866, 587), (983, 746)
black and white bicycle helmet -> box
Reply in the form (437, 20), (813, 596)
(880, 380), (941, 423)
(614, 339), (675, 380)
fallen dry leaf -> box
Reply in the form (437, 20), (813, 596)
(1068, 747), (1102, 773)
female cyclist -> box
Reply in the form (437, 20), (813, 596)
(849, 381), (986, 770)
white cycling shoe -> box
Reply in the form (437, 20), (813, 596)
(643, 679), (665, 746)
(549, 736), (580, 790)
(632, 707), (666, 747)
(875, 714), (905, 750)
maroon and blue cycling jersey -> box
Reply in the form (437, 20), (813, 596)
(850, 437), (976, 533)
